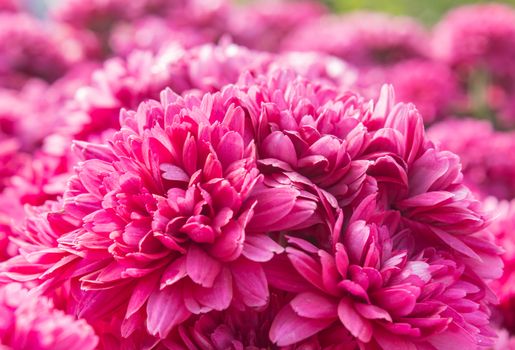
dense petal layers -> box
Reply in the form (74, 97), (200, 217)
(0, 283), (98, 350)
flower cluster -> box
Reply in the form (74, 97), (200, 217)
(0, 1), (513, 349)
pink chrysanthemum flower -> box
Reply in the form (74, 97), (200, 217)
(227, 0), (327, 51)
(6, 84), (321, 345)
(0, 282), (98, 349)
(230, 72), (501, 348)
(1, 70), (501, 348)
(432, 4), (515, 127)
(0, 82), (62, 192)
(0, 13), (92, 89)
(428, 118), (515, 200)
(0, 64), (97, 261)
(282, 12), (428, 68)
(432, 3), (515, 79)
(51, 0), (228, 56)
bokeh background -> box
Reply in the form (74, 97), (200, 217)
(326, 0), (515, 23)
(25, 0), (515, 22)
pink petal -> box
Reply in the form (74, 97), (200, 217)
(270, 305), (334, 346)
(186, 245), (222, 288)
(431, 227), (481, 260)
(209, 221), (244, 261)
(261, 131), (298, 166)
(290, 292), (338, 319)
(160, 256), (187, 289)
(231, 258), (269, 307)
(247, 187), (297, 230)
(147, 285), (191, 338)
(354, 303), (392, 322)
(193, 267), (233, 311)
(216, 131), (244, 169)
(126, 272), (160, 318)
(337, 298), (373, 343)
(399, 191), (454, 208)
(242, 234), (284, 262)
(160, 163), (189, 182)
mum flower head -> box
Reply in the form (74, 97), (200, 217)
(432, 4), (515, 127)
(432, 3), (515, 79)
(0, 282), (98, 349)
(0, 13), (92, 89)
(226, 0), (327, 52)
(51, 0), (229, 57)
(282, 12), (428, 68)
(1, 68), (501, 349)
(235, 71), (501, 348)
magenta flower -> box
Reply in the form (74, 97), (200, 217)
(282, 12), (428, 68)
(51, 0), (228, 57)
(432, 4), (515, 79)
(432, 4), (515, 127)
(428, 118), (515, 200)
(1, 69), (501, 348)
(0, 13), (92, 89)
(227, 0), (327, 51)
(236, 74), (500, 348)
(9, 86), (322, 344)
(0, 282), (98, 349)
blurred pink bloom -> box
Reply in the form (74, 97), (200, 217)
(51, 0), (140, 29)
(0, 13), (93, 89)
(0, 64), (97, 261)
(227, 0), (327, 51)
(282, 12), (428, 68)
(0, 0), (19, 12)
(110, 16), (211, 56)
(51, 0), (229, 56)
(428, 118), (515, 199)
(432, 3), (515, 78)
(0, 282), (98, 349)
(432, 4), (515, 127)
(383, 60), (460, 123)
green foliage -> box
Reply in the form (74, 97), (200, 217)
(324, 0), (515, 24)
